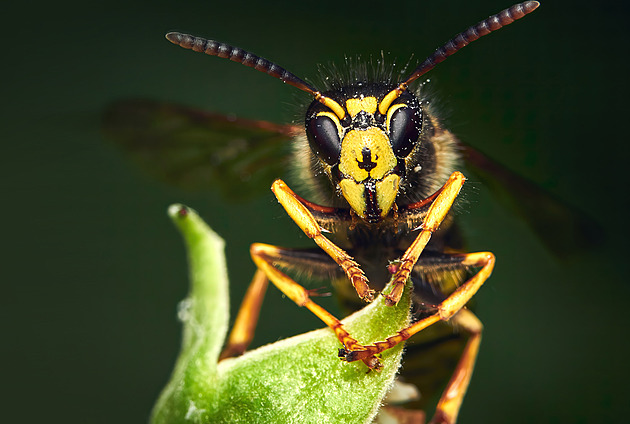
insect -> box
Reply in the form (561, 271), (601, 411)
(105, 2), (545, 423)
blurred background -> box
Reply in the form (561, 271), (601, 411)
(4, 0), (629, 422)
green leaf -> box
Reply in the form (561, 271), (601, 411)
(151, 204), (411, 424)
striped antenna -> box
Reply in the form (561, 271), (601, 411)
(378, 1), (540, 114)
(165, 32), (348, 119)
(166, 32), (317, 94)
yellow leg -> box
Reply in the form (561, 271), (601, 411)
(250, 243), (381, 368)
(341, 250), (494, 364)
(253, 172), (489, 377)
(430, 309), (483, 424)
(271, 179), (374, 301)
(219, 269), (268, 360)
(385, 172), (465, 306)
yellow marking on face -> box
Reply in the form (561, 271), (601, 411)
(345, 97), (378, 117)
(339, 179), (366, 218)
(339, 127), (396, 182)
(316, 93), (346, 120)
(375, 174), (400, 218)
(378, 86), (403, 115)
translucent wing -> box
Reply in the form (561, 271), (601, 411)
(103, 99), (300, 200)
(461, 143), (604, 257)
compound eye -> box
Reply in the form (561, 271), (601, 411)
(306, 114), (342, 165)
(388, 105), (422, 158)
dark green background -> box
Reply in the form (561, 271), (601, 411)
(4, 0), (629, 422)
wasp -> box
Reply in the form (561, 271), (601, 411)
(106, 2), (542, 422)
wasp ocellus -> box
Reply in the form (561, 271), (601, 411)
(106, 2), (541, 422)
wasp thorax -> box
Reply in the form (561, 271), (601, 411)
(305, 85), (423, 223)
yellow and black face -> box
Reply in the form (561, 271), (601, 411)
(305, 83), (422, 223)
(165, 3), (539, 223)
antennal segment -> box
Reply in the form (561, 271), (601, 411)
(166, 32), (347, 119)
(378, 1), (540, 114)
(166, 32), (318, 94)
(406, 1), (539, 85)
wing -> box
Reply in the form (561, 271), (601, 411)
(461, 143), (604, 258)
(103, 99), (301, 201)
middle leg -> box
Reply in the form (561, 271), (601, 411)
(250, 242), (383, 368)
(340, 249), (494, 363)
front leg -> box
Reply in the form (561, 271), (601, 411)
(386, 172), (465, 306)
(271, 179), (375, 302)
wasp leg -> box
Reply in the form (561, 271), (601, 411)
(430, 309), (483, 424)
(250, 242), (382, 369)
(341, 250), (494, 364)
(386, 172), (466, 306)
(219, 269), (268, 360)
(220, 247), (341, 360)
(271, 179), (374, 302)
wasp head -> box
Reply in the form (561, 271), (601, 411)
(305, 82), (423, 223)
